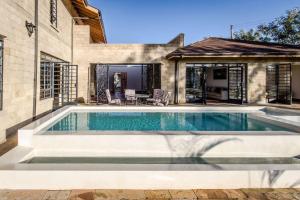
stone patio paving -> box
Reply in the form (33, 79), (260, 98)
(1, 189), (300, 199)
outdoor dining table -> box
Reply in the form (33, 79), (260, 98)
(135, 94), (150, 105)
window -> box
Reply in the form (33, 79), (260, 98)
(0, 40), (3, 110)
(40, 62), (53, 100)
(50, 0), (57, 27)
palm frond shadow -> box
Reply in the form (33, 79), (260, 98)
(187, 138), (242, 157)
(262, 170), (300, 188)
(289, 180), (300, 188)
(163, 134), (242, 169)
(262, 170), (285, 187)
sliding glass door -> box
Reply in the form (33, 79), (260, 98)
(94, 64), (161, 104)
(185, 64), (207, 103)
(186, 63), (247, 104)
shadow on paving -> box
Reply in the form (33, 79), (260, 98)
(0, 133), (17, 156)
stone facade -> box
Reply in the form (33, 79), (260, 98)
(73, 25), (181, 103)
(36, 0), (73, 115)
(0, 0), (73, 144)
(0, 0), (35, 144)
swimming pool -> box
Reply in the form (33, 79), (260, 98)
(18, 106), (300, 158)
(8, 106), (300, 189)
(46, 112), (293, 132)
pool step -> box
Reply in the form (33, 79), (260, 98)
(23, 134), (300, 157)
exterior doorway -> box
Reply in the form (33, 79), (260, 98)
(40, 61), (78, 109)
(40, 53), (78, 108)
(89, 64), (161, 104)
(185, 63), (247, 104)
(53, 64), (78, 108)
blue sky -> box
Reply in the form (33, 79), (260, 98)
(89, 0), (299, 45)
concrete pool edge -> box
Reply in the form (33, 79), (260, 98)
(0, 171), (300, 190)
(1, 147), (300, 189)
(0, 169), (300, 189)
(18, 106), (300, 133)
(2, 106), (300, 189)
(16, 106), (300, 158)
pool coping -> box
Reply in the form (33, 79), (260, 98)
(19, 105), (300, 136)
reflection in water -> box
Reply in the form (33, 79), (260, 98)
(47, 112), (291, 132)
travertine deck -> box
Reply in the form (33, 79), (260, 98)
(1, 189), (300, 199)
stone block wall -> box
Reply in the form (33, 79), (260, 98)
(0, 0), (35, 143)
(0, 0), (73, 144)
(73, 25), (180, 103)
(36, 0), (73, 115)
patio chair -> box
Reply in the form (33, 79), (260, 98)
(154, 91), (172, 106)
(146, 89), (164, 105)
(125, 89), (137, 105)
(105, 89), (121, 105)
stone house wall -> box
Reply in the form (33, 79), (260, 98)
(73, 25), (180, 103)
(0, 0), (73, 144)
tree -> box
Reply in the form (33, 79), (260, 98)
(233, 8), (300, 45)
(233, 29), (262, 42)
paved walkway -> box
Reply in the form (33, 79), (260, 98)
(1, 189), (300, 200)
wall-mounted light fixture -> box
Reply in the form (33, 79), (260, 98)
(25, 21), (36, 37)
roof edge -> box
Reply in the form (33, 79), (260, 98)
(72, 0), (107, 43)
(167, 53), (300, 60)
(83, 0), (107, 43)
(167, 37), (300, 59)
(210, 37), (300, 49)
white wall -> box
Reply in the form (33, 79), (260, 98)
(206, 67), (228, 88)
(292, 65), (300, 100)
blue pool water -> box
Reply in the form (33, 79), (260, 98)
(46, 112), (293, 132)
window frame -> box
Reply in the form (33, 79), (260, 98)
(50, 0), (58, 28)
(0, 39), (3, 110)
(40, 62), (54, 100)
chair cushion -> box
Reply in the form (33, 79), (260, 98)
(146, 98), (156, 102)
(126, 96), (137, 101)
(111, 99), (121, 104)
